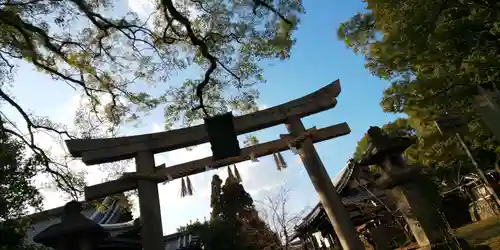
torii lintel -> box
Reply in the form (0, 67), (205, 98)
(65, 80), (341, 165)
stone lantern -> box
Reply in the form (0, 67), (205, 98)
(360, 126), (471, 249)
(33, 201), (109, 250)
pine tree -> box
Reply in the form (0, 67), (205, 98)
(210, 175), (280, 250)
(210, 175), (223, 219)
(182, 174), (281, 250)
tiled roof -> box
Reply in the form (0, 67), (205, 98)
(293, 161), (382, 234)
(25, 201), (192, 249)
(331, 161), (355, 193)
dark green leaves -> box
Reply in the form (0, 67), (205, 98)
(342, 0), (500, 188)
(0, 124), (44, 250)
(181, 174), (281, 250)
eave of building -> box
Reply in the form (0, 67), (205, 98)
(293, 161), (384, 235)
(24, 198), (198, 250)
(295, 161), (356, 226)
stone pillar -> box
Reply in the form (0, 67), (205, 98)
(135, 151), (164, 250)
(359, 127), (455, 248)
(285, 117), (363, 250)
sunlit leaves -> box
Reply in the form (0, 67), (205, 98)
(343, 0), (500, 184)
(0, 0), (305, 204)
(243, 135), (259, 147)
(0, 134), (43, 219)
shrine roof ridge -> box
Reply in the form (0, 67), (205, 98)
(65, 80), (341, 165)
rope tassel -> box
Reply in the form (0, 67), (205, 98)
(180, 178), (188, 197)
(288, 142), (299, 155)
(186, 176), (194, 196)
(233, 165), (241, 182)
(161, 174), (173, 185)
(276, 151), (287, 169)
(227, 166), (234, 180)
(273, 153), (283, 171)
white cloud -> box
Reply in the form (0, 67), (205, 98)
(143, 122), (301, 234)
(151, 122), (163, 133)
(17, 92), (281, 231)
(12, 88), (310, 236)
(127, 0), (201, 30)
(7, 93), (133, 211)
(128, 0), (155, 27)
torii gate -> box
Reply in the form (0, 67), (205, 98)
(65, 80), (364, 250)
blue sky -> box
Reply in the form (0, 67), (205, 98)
(5, 0), (400, 235)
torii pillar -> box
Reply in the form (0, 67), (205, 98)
(286, 117), (364, 250)
(134, 150), (164, 250)
(64, 80), (359, 250)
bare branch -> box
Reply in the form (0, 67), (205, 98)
(257, 186), (310, 249)
(0, 120), (82, 199)
(0, 0), (303, 200)
(252, 0), (293, 25)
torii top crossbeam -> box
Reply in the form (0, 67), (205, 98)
(65, 80), (341, 165)
(64, 80), (365, 250)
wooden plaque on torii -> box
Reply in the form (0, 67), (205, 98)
(65, 80), (364, 250)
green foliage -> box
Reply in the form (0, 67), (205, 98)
(341, 0), (500, 185)
(352, 117), (480, 187)
(0, 0), (305, 196)
(0, 124), (44, 250)
(1, 0), (305, 128)
(180, 174), (281, 250)
(243, 135), (259, 147)
(214, 177), (255, 222)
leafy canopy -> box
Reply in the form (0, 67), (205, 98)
(0, 122), (45, 250)
(0, 0), (304, 196)
(340, 0), (500, 182)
